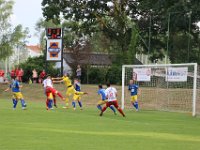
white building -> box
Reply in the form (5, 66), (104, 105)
(26, 45), (42, 58)
(1, 45), (43, 74)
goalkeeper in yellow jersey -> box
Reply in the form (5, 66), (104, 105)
(52, 74), (87, 108)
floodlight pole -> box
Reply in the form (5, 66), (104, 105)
(187, 11), (192, 62)
(148, 15), (152, 64)
(61, 28), (64, 76)
(166, 13), (170, 64)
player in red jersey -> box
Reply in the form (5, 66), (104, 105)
(43, 75), (64, 110)
(100, 83), (125, 117)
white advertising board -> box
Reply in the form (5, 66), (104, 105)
(46, 39), (62, 61)
(133, 68), (151, 81)
(166, 67), (188, 82)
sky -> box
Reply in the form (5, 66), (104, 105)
(11, 0), (43, 45)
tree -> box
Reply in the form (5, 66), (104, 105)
(41, 0), (140, 64)
(35, 19), (92, 71)
(137, 0), (200, 63)
(20, 55), (59, 82)
(0, 0), (14, 60)
(127, 24), (139, 64)
(35, 18), (60, 51)
(41, 0), (200, 64)
(0, 0), (29, 61)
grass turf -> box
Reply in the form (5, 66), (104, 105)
(0, 99), (200, 150)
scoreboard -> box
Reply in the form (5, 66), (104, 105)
(45, 27), (63, 75)
(46, 28), (62, 39)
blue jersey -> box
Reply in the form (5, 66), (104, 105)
(98, 89), (106, 100)
(10, 80), (20, 92)
(128, 84), (139, 96)
(75, 82), (81, 92)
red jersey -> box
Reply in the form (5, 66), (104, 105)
(15, 69), (20, 76)
(10, 70), (15, 77)
(0, 70), (4, 77)
(18, 69), (24, 77)
(40, 71), (46, 78)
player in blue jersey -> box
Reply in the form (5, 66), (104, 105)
(97, 85), (116, 114)
(72, 79), (87, 110)
(5, 77), (27, 110)
(128, 79), (139, 111)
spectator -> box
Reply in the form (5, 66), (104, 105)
(32, 69), (38, 83)
(76, 65), (82, 80)
(0, 69), (5, 83)
(15, 67), (20, 79)
(10, 67), (16, 79)
(18, 68), (24, 82)
(39, 69), (46, 83)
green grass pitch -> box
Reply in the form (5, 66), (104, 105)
(0, 99), (200, 150)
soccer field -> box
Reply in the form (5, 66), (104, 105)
(0, 99), (200, 150)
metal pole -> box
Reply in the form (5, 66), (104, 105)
(166, 13), (170, 64)
(187, 12), (192, 62)
(45, 36), (47, 73)
(61, 28), (64, 77)
(199, 30), (200, 62)
(148, 15), (152, 64)
(192, 63), (197, 117)
(121, 65), (125, 110)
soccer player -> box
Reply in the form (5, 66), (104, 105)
(44, 75), (65, 110)
(97, 85), (116, 114)
(128, 79), (139, 111)
(43, 75), (53, 109)
(72, 78), (87, 110)
(100, 83), (125, 117)
(43, 75), (57, 108)
(4, 77), (27, 110)
(53, 74), (80, 109)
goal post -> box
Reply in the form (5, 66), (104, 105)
(121, 63), (198, 116)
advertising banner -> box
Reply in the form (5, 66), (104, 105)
(166, 67), (188, 82)
(46, 39), (62, 61)
(133, 68), (151, 81)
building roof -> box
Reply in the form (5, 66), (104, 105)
(26, 45), (41, 53)
(63, 52), (142, 66)
(63, 53), (112, 66)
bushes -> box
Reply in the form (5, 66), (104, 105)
(106, 65), (122, 85)
(82, 65), (122, 85)
(19, 55), (60, 82)
(88, 67), (107, 84)
(19, 55), (122, 84)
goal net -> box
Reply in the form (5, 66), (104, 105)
(122, 63), (198, 116)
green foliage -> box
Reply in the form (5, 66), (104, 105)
(86, 67), (107, 84)
(106, 65), (122, 85)
(127, 25), (139, 64)
(0, 0), (29, 61)
(19, 55), (59, 82)
(35, 19), (61, 51)
(41, 0), (139, 53)
(0, 0), (14, 60)
(41, 0), (200, 64)
(80, 65), (121, 85)
(137, 0), (200, 63)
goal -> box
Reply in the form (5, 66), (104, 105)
(121, 63), (198, 116)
